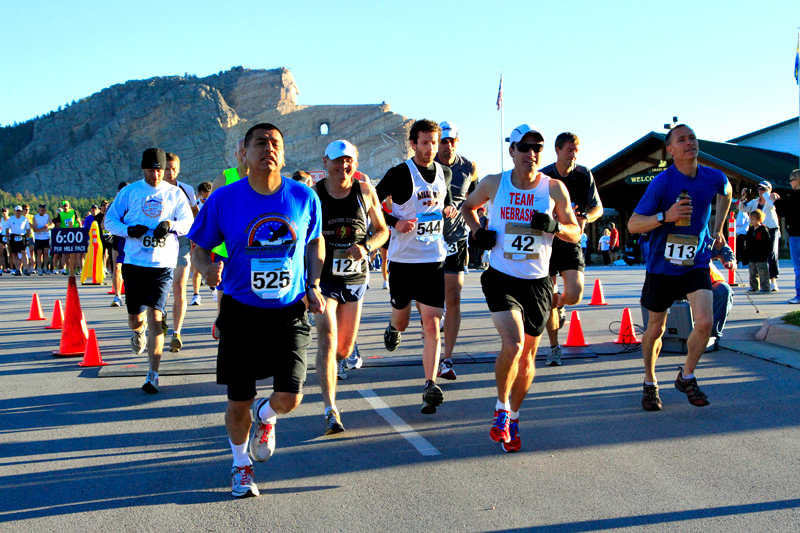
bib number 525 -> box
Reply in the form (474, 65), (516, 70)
(251, 271), (290, 290)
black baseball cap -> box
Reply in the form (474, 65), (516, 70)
(141, 147), (167, 170)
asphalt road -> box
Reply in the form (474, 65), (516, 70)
(1, 264), (799, 532)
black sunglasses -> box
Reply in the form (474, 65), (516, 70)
(515, 142), (545, 153)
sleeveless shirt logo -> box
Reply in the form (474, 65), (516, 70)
(336, 226), (353, 240)
(140, 197), (165, 219)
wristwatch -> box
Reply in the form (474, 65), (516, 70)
(305, 284), (319, 292)
(656, 212), (665, 224)
(553, 221), (563, 234)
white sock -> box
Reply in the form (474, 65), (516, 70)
(645, 381), (656, 386)
(324, 405), (337, 416)
(230, 438), (252, 468)
(682, 372), (694, 380)
(496, 399), (510, 411)
(258, 399), (278, 424)
(509, 410), (520, 420)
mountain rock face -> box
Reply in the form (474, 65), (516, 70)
(3, 67), (413, 196)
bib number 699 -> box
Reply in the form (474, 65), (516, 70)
(252, 271), (290, 290)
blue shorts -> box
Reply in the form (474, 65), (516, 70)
(319, 281), (367, 304)
(121, 264), (173, 315)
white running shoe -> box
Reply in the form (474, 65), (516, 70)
(142, 370), (159, 393)
(190, 293), (201, 306)
(249, 398), (276, 462)
(231, 465), (259, 498)
(337, 359), (347, 380)
(345, 343), (363, 369)
(382, 280), (389, 290)
(546, 345), (563, 366)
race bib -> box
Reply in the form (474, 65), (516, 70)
(251, 257), (292, 299)
(331, 249), (363, 276)
(664, 234), (698, 266)
(446, 241), (459, 257)
(415, 212), (443, 242)
(14, 235), (23, 242)
(503, 223), (541, 260)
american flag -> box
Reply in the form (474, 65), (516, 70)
(795, 31), (799, 84)
(496, 74), (503, 110)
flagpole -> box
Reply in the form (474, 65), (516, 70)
(498, 72), (504, 173)
(796, 29), (799, 168)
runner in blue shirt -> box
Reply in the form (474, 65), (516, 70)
(189, 123), (324, 499)
(628, 125), (731, 412)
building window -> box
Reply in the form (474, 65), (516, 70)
(320, 123), (329, 135)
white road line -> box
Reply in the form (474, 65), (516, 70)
(358, 389), (441, 456)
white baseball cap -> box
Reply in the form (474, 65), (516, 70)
(440, 121), (458, 139)
(14, 205), (22, 211)
(324, 140), (357, 160)
(508, 124), (544, 144)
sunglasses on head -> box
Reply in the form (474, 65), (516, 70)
(515, 142), (544, 153)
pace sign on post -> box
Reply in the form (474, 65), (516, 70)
(50, 228), (90, 254)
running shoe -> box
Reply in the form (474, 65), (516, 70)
(490, 409), (511, 443)
(249, 398), (276, 462)
(546, 345), (563, 366)
(674, 367), (710, 407)
(384, 323), (401, 351)
(641, 383), (663, 411)
(337, 359), (347, 380)
(169, 333), (182, 353)
(502, 418), (521, 453)
(421, 382), (444, 415)
(382, 280), (389, 290)
(212, 287), (218, 302)
(771, 282), (779, 293)
(190, 293), (201, 306)
(212, 319), (220, 340)
(142, 370), (159, 394)
(231, 465), (259, 498)
(38, 269), (44, 276)
(14, 270), (21, 276)
(325, 409), (345, 435)
(437, 358), (457, 381)
(787, 297), (800, 304)
(345, 343), (363, 369)
(110, 295), (121, 307)
(131, 327), (146, 355)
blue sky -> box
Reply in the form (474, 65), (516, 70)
(1, 1), (798, 176)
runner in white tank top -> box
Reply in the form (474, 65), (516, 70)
(462, 124), (581, 453)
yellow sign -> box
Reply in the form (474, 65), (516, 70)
(81, 221), (105, 285)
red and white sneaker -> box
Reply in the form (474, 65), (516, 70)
(249, 398), (276, 462)
(437, 359), (457, 381)
(502, 418), (521, 453)
(212, 319), (220, 340)
(490, 409), (511, 443)
(231, 465), (259, 498)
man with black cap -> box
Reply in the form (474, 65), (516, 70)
(104, 148), (194, 394)
(433, 121), (478, 381)
(54, 200), (82, 275)
(462, 124), (580, 453)
(375, 118), (457, 415)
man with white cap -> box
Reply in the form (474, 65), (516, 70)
(539, 132), (603, 366)
(7, 206), (32, 275)
(376, 119), (457, 415)
(433, 121), (478, 380)
(313, 140), (389, 435)
(462, 124), (580, 452)
(104, 147), (194, 394)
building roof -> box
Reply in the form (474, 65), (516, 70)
(592, 131), (799, 189)
(727, 117), (799, 143)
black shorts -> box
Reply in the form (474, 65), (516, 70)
(549, 238), (585, 276)
(481, 267), (553, 337)
(443, 239), (468, 273)
(381, 233), (391, 251)
(9, 237), (26, 254)
(388, 261), (445, 309)
(640, 268), (713, 313)
(34, 239), (49, 251)
(121, 264), (173, 315)
(217, 295), (310, 400)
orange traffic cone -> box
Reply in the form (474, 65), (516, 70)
(79, 329), (107, 367)
(613, 308), (641, 344)
(588, 279), (608, 305)
(563, 310), (589, 347)
(26, 293), (47, 321)
(53, 277), (87, 357)
(45, 300), (64, 329)
(81, 313), (89, 339)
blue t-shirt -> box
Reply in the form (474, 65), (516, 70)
(634, 164), (728, 275)
(188, 177), (322, 308)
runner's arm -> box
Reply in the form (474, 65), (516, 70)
(713, 181), (733, 248)
(305, 236), (325, 314)
(191, 246), (222, 287)
(461, 174), (499, 234)
(550, 180), (581, 244)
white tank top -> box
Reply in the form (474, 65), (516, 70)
(488, 170), (555, 279)
(34, 213), (51, 240)
(387, 159), (447, 263)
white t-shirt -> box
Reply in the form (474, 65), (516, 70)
(33, 213), (52, 240)
(8, 216), (31, 235)
(599, 235), (610, 251)
(0, 217), (9, 237)
(176, 181), (197, 207)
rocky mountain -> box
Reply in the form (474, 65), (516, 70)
(1, 67), (413, 196)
